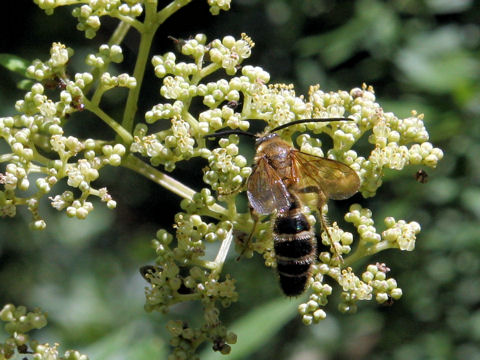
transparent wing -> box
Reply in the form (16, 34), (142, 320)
(291, 150), (360, 200)
(247, 157), (291, 215)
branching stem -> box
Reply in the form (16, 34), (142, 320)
(344, 241), (394, 267)
(83, 98), (133, 144)
(122, 154), (228, 216)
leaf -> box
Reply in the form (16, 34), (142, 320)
(84, 321), (167, 360)
(0, 54), (29, 75)
(295, 0), (399, 67)
(395, 26), (477, 94)
(17, 79), (34, 90)
(426, 0), (473, 14)
(201, 296), (301, 359)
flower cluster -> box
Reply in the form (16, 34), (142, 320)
(145, 219), (237, 303)
(166, 315), (237, 359)
(314, 221), (355, 265)
(0, 304), (47, 335)
(86, 44), (124, 67)
(345, 204), (421, 253)
(143, 217), (238, 355)
(362, 263), (403, 304)
(129, 33), (444, 346)
(139, 51), (444, 201)
(131, 34), (258, 171)
(267, 202), (420, 322)
(203, 136), (251, 194)
(34, 0), (144, 38)
(383, 216), (421, 251)
(299, 261), (403, 324)
(0, 41), (134, 228)
(207, 0), (231, 15)
(26, 42), (72, 81)
(0, 304), (88, 360)
(35, 0), (232, 38)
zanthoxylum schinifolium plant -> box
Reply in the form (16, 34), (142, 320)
(0, 1), (443, 358)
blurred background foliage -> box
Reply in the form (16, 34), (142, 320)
(1, 0), (479, 359)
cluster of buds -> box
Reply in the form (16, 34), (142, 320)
(203, 136), (251, 194)
(35, 0), (232, 38)
(132, 34), (258, 172)
(0, 304), (87, 359)
(345, 204), (421, 252)
(0, 40), (136, 227)
(131, 34), (444, 346)
(299, 261), (403, 325)
(207, 0), (231, 15)
(166, 316), (237, 358)
(294, 203), (421, 322)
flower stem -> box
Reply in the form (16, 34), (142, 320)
(344, 240), (393, 266)
(120, 27), (156, 134)
(212, 229), (233, 276)
(156, 0), (193, 24)
(121, 0), (195, 134)
(0, 154), (14, 162)
(83, 98), (133, 144)
(122, 154), (228, 216)
(109, 21), (132, 46)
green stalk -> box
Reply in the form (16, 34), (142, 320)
(343, 241), (393, 267)
(122, 154), (228, 216)
(211, 229), (233, 276)
(0, 154), (14, 162)
(155, 0), (194, 24)
(120, 27), (156, 134)
(86, 21), (133, 101)
(83, 98), (133, 144)
(121, 0), (193, 134)
(108, 21), (132, 46)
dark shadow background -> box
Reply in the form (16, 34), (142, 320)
(1, 1), (479, 359)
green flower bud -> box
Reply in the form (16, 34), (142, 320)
(302, 315), (313, 326)
(30, 220), (47, 230)
(390, 288), (403, 300)
(167, 320), (185, 337)
(313, 309), (326, 322)
(376, 292), (389, 304)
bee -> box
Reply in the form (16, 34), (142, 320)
(206, 118), (361, 296)
(415, 169), (429, 184)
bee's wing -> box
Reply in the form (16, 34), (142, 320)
(247, 157), (291, 215)
(292, 150), (360, 200)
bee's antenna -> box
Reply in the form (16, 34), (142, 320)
(204, 118), (354, 139)
(204, 129), (257, 139)
(271, 117), (354, 133)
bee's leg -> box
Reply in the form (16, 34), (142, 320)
(236, 209), (259, 261)
(217, 184), (243, 196)
(318, 204), (343, 264)
(293, 186), (343, 263)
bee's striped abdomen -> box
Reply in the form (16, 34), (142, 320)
(273, 204), (316, 296)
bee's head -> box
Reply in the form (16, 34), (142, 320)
(254, 132), (278, 148)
